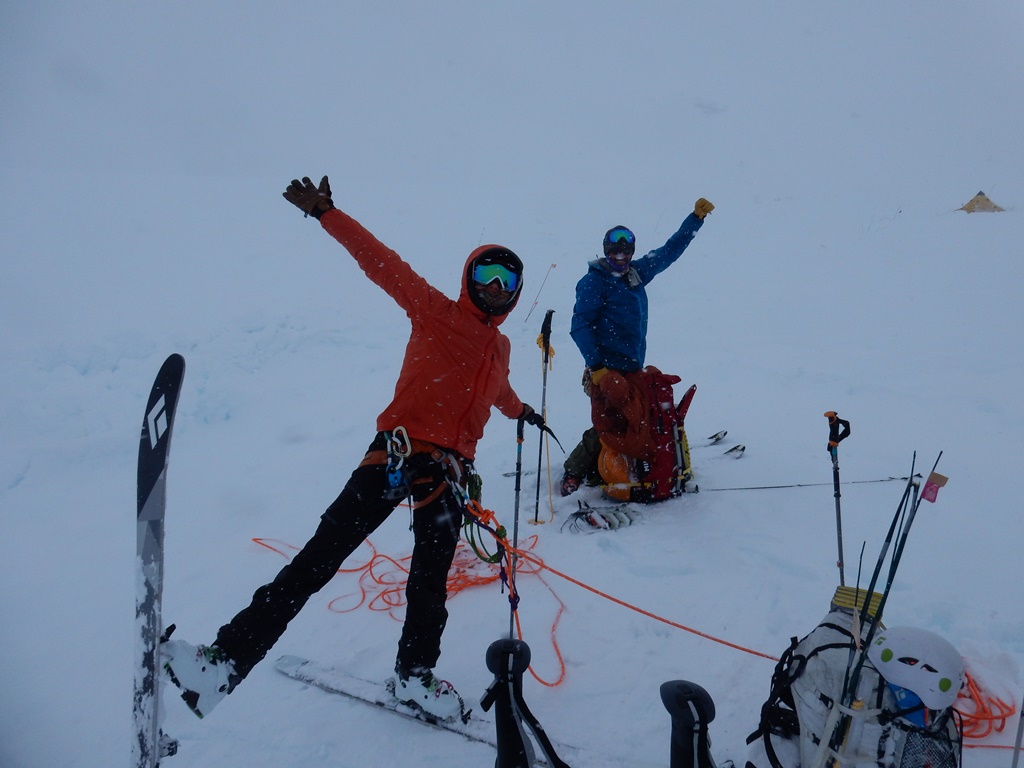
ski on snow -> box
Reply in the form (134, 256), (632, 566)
(276, 655), (494, 746)
(701, 430), (744, 456)
(275, 655), (644, 768)
(133, 354), (185, 768)
(504, 429), (742, 479)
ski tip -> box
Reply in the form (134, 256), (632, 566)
(707, 430), (728, 443)
(156, 352), (186, 381)
(724, 444), (745, 457)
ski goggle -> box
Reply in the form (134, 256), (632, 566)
(606, 227), (635, 246)
(472, 262), (520, 292)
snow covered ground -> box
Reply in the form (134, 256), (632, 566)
(2, 3), (1022, 767)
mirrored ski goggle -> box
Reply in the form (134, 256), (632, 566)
(472, 263), (520, 292)
(606, 227), (635, 246)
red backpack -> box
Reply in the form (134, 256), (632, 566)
(598, 368), (694, 503)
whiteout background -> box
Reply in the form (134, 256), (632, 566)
(2, 3), (1022, 767)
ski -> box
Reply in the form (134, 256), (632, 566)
(276, 655), (495, 744)
(133, 354), (185, 768)
(694, 431), (744, 456)
(275, 655), (636, 768)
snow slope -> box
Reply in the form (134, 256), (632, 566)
(1, 3), (1022, 767)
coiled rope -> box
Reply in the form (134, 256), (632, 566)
(253, 518), (1016, 744)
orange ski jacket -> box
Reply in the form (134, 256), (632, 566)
(320, 208), (523, 460)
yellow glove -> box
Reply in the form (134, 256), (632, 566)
(582, 367), (608, 396)
(694, 198), (715, 220)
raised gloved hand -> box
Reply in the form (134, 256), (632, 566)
(283, 176), (335, 220)
(694, 198), (715, 220)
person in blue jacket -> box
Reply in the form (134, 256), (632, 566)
(561, 197), (714, 496)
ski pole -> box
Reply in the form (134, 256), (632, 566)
(510, 414), (526, 639)
(824, 411), (851, 585)
(842, 454), (940, 699)
(1011, 689), (1024, 768)
(522, 263), (556, 324)
(881, 453), (942, 601)
(534, 310), (554, 524)
(824, 452), (942, 768)
(854, 457), (916, 635)
(833, 464), (916, 731)
(847, 457), (928, 694)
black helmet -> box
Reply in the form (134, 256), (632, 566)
(466, 245), (523, 316)
(602, 226), (635, 273)
(603, 226), (635, 257)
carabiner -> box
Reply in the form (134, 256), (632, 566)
(384, 426), (414, 500)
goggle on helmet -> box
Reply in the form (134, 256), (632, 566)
(603, 226), (636, 258)
(467, 246), (523, 316)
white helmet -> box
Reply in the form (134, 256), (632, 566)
(866, 626), (965, 710)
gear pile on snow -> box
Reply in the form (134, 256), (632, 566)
(596, 367), (694, 503)
(746, 586), (963, 768)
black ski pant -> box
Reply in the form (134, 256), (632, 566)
(214, 433), (465, 681)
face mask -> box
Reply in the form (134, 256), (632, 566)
(605, 251), (632, 272)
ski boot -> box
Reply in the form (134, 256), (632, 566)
(391, 665), (468, 723)
(559, 474), (581, 497)
(163, 638), (239, 718)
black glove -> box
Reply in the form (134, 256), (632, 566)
(283, 176), (335, 220)
(520, 404), (545, 429)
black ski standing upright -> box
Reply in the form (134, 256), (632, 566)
(133, 354), (185, 768)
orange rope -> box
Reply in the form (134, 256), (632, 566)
(253, 536), (504, 621)
(514, 547), (780, 663)
(253, 536), (1017, 746)
(461, 501), (568, 685)
(511, 569), (568, 687)
(463, 501), (778, 668)
(956, 667), (1017, 740)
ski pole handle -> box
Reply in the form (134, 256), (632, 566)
(536, 309), (555, 368)
(824, 411), (851, 458)
(540, 309), (554, 349)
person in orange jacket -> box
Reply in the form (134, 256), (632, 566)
(164, 176), (545, 723)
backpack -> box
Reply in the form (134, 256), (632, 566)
(746, 588), (962, 768)
(597, 367), (694, 503)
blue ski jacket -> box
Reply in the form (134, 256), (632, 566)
(570, 213), (703, 372)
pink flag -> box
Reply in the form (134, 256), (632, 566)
(921, 472), (948, 503)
